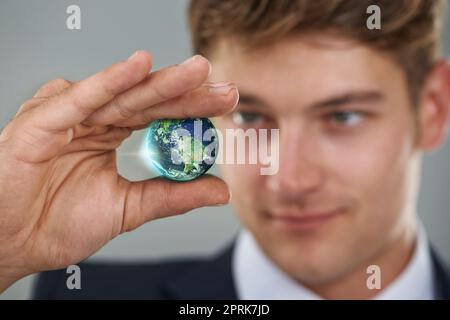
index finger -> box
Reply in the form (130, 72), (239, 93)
(28, 50), (152, 133)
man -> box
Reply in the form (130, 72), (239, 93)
(0, 0), (449, 299)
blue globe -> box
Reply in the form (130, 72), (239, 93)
(145, 118), (218, 181)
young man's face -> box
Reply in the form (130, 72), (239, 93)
(210, 34), (422, 285)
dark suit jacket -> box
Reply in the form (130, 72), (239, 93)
(33, 243), (450, 300)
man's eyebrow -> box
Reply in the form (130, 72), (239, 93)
(237, 94), (266, 107)
(237, 90), (385, 109)
(309, 90), (385, 110)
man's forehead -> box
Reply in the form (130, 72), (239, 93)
(209, 34), (396, 83)
(209, 35), (406, 112)
(211, 34), (371, 62)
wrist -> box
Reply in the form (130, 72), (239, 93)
(0, 273), (22, 293)
(0, 262), (31, 294)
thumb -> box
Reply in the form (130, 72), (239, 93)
(119, 174), (231, 233)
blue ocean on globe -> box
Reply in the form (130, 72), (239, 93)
(145, 118), (218, 181)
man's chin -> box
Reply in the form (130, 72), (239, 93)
(268, 240), (357, 286)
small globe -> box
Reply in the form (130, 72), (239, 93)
(145, 118), (218, 181)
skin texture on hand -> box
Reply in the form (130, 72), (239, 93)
(0, 51), (238, 292)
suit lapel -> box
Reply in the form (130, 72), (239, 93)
(430, 246), (450, 300)
(162, 241), (450, 300)
(163, 243), (238, 299)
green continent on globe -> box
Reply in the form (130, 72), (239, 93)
(145, 118), (218, 181)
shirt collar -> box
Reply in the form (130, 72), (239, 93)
(373, 222), (434, 300)
(232, 223), (435, 300)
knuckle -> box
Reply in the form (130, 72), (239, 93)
(150, 80), (171, 102)
(111, 95), (134, 119)
(181, 104), (191, 118)
(16, 97), (47, 116)
(140, 110), (153, 125)
(160, 181), (175, 216)
(67, 84), (96, 116)
(71, 95), (95, 117)
(35, 78), (71, 97)
(50, 78), (71, 87)
(99, 69), (130, 98)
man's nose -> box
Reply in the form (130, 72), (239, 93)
(266, 124), (324, 197)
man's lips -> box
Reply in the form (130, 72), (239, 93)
(265, 207), (346, 230)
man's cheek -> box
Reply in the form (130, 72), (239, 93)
(329, 145), (388, 211)
(343, 144), (403, 210)
(221, 164), (260, 191)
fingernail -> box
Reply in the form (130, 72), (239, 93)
(211, 188), (232, 206)
(127, 50), (140, 61)
(208, 82), (235, 95)
(208, 60), (212, 76)
(212, 200), (230, 207)
(181, 54), (201, 65)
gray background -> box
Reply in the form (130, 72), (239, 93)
(0, 0), (449, 299)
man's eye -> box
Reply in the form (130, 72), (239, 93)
(327, 111), (364, 126)
(232, 111), (265, 125)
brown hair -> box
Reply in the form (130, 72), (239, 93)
(188, 0), (445, 103)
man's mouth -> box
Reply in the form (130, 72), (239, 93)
(265, 207), (347, 231)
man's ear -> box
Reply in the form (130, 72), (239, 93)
(417, 59), (450, 151)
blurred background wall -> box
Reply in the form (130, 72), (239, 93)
(0, 0), (449, 299)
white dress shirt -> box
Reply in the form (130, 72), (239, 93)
(232, 223), (435, 299)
